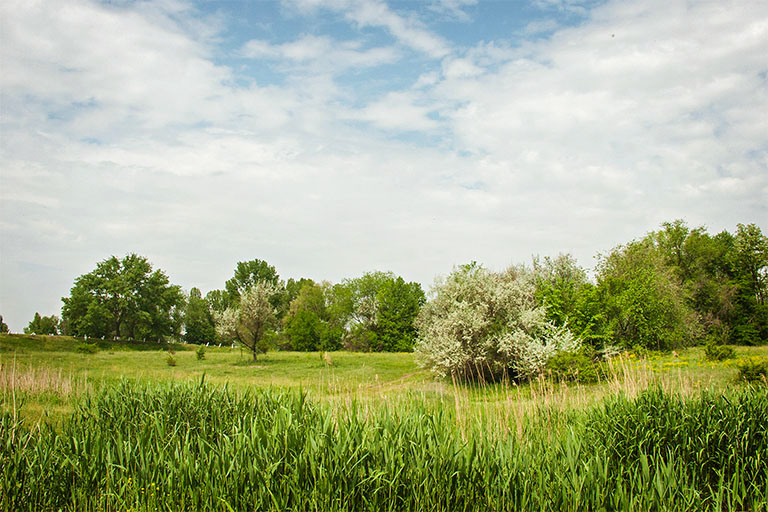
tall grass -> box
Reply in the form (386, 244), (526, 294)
(2, 379), (767, 511)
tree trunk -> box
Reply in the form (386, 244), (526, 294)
(252, 349), (258, 362)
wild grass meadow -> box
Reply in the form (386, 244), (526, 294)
(2, 334), (768, 511)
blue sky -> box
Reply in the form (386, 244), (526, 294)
(1, 0), (767, 331)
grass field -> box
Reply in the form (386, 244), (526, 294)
(2, 334), (768, 511)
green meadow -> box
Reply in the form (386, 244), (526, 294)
(2, 334), (768, 511)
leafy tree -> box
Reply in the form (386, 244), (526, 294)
(649, 220), (766, 345)
(224, 259), (286, 316)
(0, 315), (8, 333)
(283, 281), (342, 351)
(531, 253), (605, 345)
(225, 260), (280, 301)
(184, 288), (216, 344)
(729, 223), (768, 344)
(24, 312), (60, 335)
(61, 254), (184, 341)
(415, 263), (579, 381)
(331, 271), (425, 352)
(372, 277), (425, 352)
(216, 282), (278, 361)
(595, 239), (699, 350)
(205, 289), (231, 314)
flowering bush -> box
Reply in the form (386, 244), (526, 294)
(415, 263), (580, 381)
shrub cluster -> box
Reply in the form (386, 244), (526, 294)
(704, 343), (736, 361)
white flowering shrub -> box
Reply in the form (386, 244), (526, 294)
(415, 263), (580, 381)
(215, 282), (278, 361)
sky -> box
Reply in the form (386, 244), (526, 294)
(1, 0), (767, 332)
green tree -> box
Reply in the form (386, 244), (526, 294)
(61, 254), (184, 341)
(531, 254), (605, 345)
(184, 288), (217, 344)
(595, 239), (699, 350)
(216, 282), (278, 361)
(0, 315), (8, 333)
(24, 312), (60, 335)
(331, 271), (425, 352)
(283, 281), (342, 351)
(205, 289), (231, 314)
(372, 277), (425, 352)
(729, 223), (768, 344)
(224, 259), (286, 317)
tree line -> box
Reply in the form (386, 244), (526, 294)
(11, 220), (767, 369)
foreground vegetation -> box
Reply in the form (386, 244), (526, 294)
(3, 335), (767, 510)
(3, 380), (767, 511)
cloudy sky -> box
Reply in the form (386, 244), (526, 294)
(1, 0), (766, 331)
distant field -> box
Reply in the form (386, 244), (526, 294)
(2, 333), (767, 427)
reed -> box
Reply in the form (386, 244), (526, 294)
(2, 379), (766, 511)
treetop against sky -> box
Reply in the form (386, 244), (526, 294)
(1, 0), (767, 331)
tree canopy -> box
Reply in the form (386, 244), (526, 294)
(24, 312), (60, 335)
(61, 254), (184, 341)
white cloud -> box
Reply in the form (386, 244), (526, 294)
(1, 0), (766, 332)
(241, 34), (399, 72)
(285, 0), (451, 57)
(344, 91), (439, 131)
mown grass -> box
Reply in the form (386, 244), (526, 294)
(2, 380), (767, 511)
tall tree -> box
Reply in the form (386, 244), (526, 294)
(331, 271), (425, 352)
(595, 239), (699, 350)
(283, 281), (342, 351)
(184, 288), (217, 344)
(729, 223), (768, 344)
(372, 277), (425, 352)
(61, 254), (184, 341)
(224, 259), (286, 317)
(24, 312), (60, 335)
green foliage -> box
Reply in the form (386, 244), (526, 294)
(584, 388), (768, 494)
(196, 345), (206, 360)
(703, 343), (736, 361)
(372, 277), (425, 352)
(24, 312), (60, 335)
(75, 342), (98, 354)
(184, 288), (217, 344)
(545, 347), (606, 383)
(3, 383), (767, 511)
(330, 271), (424, 352)
(224, 259), (285, 315)
(166, 352), (177, 367)
(728, 223), (768, 345)
(649, 220), (767, 346)
(532, 254), (607, 346)
(61, 254), (184, 341)
(283, 281), (342, 351)
(0, 315), (7, 334)
(736, 357), (768, 383)
(596, 239), (699, 350)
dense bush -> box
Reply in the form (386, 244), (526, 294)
(704, 343), (736, 361)
(415, 263), (579, 381)
(737, 357), (768, 383)
(545, 347), (606, 383)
